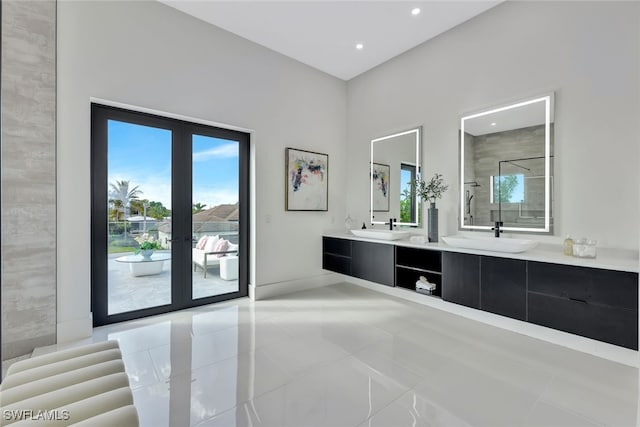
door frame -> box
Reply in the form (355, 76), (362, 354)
(91, 103), (250, 326)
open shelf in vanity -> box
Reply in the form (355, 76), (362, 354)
(395, 246), (442, 298)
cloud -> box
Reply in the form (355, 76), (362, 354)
(192, 187), (239, 208)
(193, 143), (239, 162)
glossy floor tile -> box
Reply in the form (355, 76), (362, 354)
(86, 283), (639, 427)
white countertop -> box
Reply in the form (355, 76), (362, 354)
(323, 231), (639, 273)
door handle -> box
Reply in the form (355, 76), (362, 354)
(569, 297), (588, 304)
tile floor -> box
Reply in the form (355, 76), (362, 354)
(108, 252), (239, 315)
(86, 283), (638, 426)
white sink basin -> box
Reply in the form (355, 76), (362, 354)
(441, 235), (538, 253)
(351, 229), (410, 241)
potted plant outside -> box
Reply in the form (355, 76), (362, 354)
(134, 234), (161, 260)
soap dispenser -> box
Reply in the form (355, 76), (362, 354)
(563, 235), (574, 256)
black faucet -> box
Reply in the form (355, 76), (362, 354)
(492, 221), (503, 238)
(385, 218), (396, 231)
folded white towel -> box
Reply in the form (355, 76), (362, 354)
(415, 276), (436, 291)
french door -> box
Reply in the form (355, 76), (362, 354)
(91, 104), (249, 326)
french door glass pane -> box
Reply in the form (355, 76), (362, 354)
(107, 120), (172, 314)
(191, 134), (240, 299)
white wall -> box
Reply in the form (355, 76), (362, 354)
(347, 1), (640, 250)
(57, 1), (346, 341)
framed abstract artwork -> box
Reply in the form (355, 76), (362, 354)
(372, 162), (390, 212)
(285, 148), (328, 211)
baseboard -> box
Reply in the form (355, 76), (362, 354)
(252, 273), (343, 300)
(57, 313), (93, 344)
(347, 278), (640, 368)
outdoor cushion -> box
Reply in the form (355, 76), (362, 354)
(213, 239), (229, 258)
(195, 235), (208, 250)
(203, 235), (220, 252)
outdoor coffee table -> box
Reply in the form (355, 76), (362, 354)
(116, 253), (171, 277)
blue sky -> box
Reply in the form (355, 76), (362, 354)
(108, 120), (239, 210)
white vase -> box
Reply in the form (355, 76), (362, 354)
(140, 249), (154, 260)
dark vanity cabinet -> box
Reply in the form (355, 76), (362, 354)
(322, 237), (394, 286)
(480, 257), (527, 321)
(323, 236), (639, 350)
(528, 262), (638, 350)
(395, 246), (442, 297)
(442, 252), (480, 309)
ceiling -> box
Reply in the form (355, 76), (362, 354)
(159, 1), (503, 81)
(464, 99), (551, 136)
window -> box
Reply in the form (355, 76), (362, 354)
(490, 174), (525, 203)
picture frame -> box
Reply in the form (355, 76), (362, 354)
(372, 162), (390, 212)
(285, 147), (328, 211)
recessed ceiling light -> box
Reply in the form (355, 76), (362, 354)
(355, 43), (364, 50)
(411, 8), (421, 16)
(491, 122), (497, 126)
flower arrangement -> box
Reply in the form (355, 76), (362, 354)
(414, 173), (449, 205)
(134, 233), (161, 254)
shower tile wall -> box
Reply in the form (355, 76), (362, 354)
(465, 125), (552, 227)
(1, 0), (57, 360)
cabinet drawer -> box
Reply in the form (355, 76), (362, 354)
(529, 262), (638, 311)
(322, 237), (351, 257)
(528, 293), (638, 350)
(323, 253), (351, 275)
(396, 246), (442, 272)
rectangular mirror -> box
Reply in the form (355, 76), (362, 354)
(460, 94), (554, 233)
(371, 127), (422, 227)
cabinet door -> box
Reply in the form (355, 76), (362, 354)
(442, 252), (480, 308)
(352, 241), (394, 286)
(481, 256), (526, 321)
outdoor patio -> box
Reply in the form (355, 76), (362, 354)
(108, 251), (239, 315)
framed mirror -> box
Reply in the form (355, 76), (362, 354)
(370, 127), (421, 227)
(460, 94), (554, 233)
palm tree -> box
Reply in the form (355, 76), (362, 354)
(109, 180), (142, 239)
(192, 202), (207, 214)
(109, 199), (124, 221)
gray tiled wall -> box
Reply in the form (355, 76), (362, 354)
(1, 0), (57, 360)
(464, 125), (554, 228)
